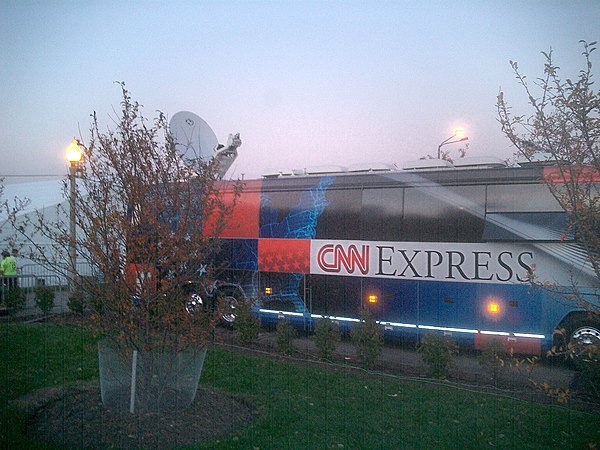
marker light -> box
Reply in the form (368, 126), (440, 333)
(367, 294), (378, 304)
(488, 302), (500, 314)
(265, 287), (272, 295)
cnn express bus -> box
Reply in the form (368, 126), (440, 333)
(205, 159), (599, 355)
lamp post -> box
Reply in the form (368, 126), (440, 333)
(65, 139), (82, 291)
(437, 129), (468, 159)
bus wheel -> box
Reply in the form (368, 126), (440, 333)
(218, 292), (241, 326)
(568, 322), (600, 363)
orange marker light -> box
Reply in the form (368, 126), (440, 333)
(265, 287), (272, 295)
(368, 294), (378, 304)
(488, 302), (500, 314)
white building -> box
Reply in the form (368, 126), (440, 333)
(0, 179), (74, 286)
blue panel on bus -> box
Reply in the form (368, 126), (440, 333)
(417, 280), (545, 334)
(362, 278), (419, 326)
(217, 238), (258, 270)
(259, 177), (334, 239)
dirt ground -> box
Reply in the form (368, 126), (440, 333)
(16, 380), (256, 449)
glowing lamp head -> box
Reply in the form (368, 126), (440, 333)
(65, 139), (83, 163)
(264, 287), (272, 295)
(454, 128), (466, 138)
(367, 294), (378, 304)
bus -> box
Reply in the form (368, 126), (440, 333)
(201, 159), (599, 356)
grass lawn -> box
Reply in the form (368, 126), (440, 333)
(1, 322), (598, 449)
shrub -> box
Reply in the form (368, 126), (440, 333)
(417, 333), (458, 379)
(572, 342), (600, 399)
(34, 286), (55, 316)
(67, 290), (85, 315)
(4, 285), (26, 318)
(477, 339), (507, 385)
(276, 320), (297, 355)
(313, 316), (341, 360)
(235, 300), (260, 346)
(351, 310), (383, 369)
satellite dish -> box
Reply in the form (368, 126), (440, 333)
(170, 110), (242, 178)
(170, 111), (218, 165)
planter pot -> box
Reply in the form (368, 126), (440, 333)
(98, 339), (207, 413)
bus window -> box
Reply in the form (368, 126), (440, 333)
(483, 212), (573, 241)
(487, 184), (564, 213)
(316, 188), (362, 240)
(362, 187), (404, 241)
(403, 185), (486, 242)
(309, 274), (362, 318)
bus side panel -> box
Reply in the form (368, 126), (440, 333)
(309, 274), (362, 321)
(362, 278), (419, 335)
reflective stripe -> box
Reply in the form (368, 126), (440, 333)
(480, 330), (510, 336)
(377, 321), (418, 329)
(258, 309), (545, 339)
(513, 332), (545, 339)
(419, 325), (478, 334)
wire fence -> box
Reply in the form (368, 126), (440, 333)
(0, 261), (97, 318)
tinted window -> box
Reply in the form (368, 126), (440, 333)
(316, 188), (362, 240)
(487, 184), (564, 212)
(309, 274), (362, 317)
(362, 188), (404, 241)
(403, 185), (486, 242)
(483, 212), (572, 241)
(260, 177), (336, 239)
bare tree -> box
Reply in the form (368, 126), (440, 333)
(13, 83), (240, 353)
(497, 41), (599, 367)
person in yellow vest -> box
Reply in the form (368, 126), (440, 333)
(1, 250), (18, 303)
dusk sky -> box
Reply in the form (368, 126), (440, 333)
(1, 0), (599, 182)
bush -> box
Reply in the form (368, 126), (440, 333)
(417, 333), (458, 379)
(351, 310), (383, 369)
(4, 285), (26, 317)
(34, 286), (55, 316)
(313, 316), (341, 360)
(477, 339), (507, 385)
(572, 342), (600, 399)
(235, 300), (260, 346)
(276, 320), (297, 355)
(67, 290), (85, 315)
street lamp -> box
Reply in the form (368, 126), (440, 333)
(437, 129), (469, 159)
(65, 139), (82, 291)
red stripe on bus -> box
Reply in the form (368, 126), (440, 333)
(258, 238), (311, 273)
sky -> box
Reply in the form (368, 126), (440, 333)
(1, 0), (599, 182)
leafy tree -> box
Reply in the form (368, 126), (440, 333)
(497, 41), (599, 364)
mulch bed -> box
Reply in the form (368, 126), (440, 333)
(15, 380), (257, 449)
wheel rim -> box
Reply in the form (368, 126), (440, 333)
(221, 295), (239, 323)
(185, 293), (203, 314)
(571, 326), (600, 346)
